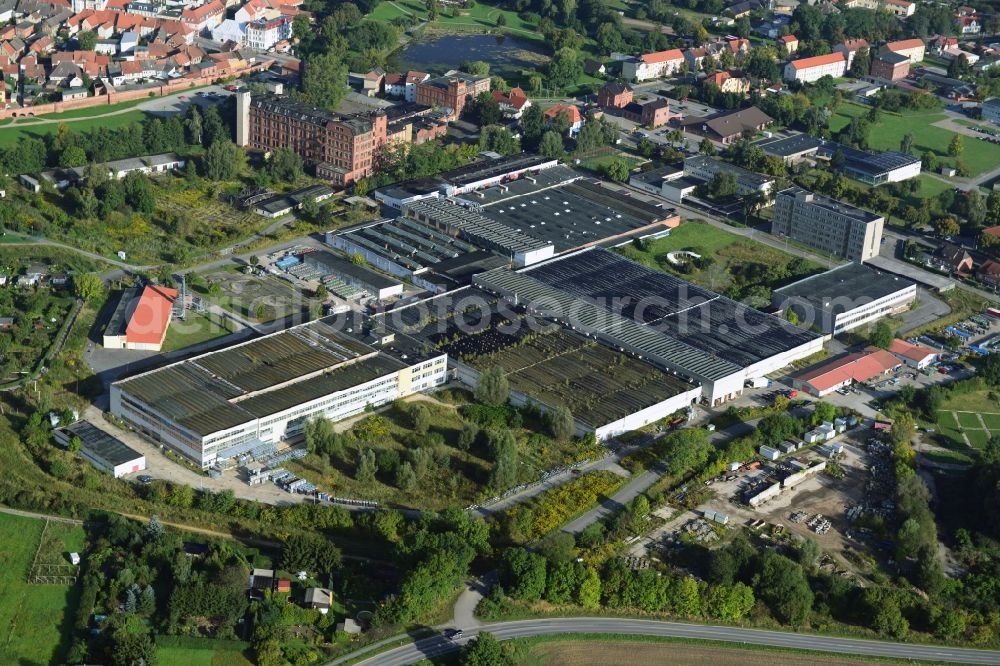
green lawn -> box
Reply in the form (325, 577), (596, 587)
(616, 220), (823, 294)
(36, 97), (151, 120)
(922, 449), (975, 466)
(828, 103), (1000, 177)
(157, 646), (254, 666)
(966, 430), (990, 449)
(161, 311), (234, 353)
(372, 0), (540, 37)
(911, 174), (953, 201)
(578, 152), (643, 176)
(0, 513), (84, 665)
(0, 110), (149, 147)
(957, 411), (983, 429)
(983, 413), (1000, 430)
(934, 388), (1000, 450)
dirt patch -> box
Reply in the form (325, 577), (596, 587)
(528, 641), (881, 665)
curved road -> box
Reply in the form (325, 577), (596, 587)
(343, 618), (1000, 666)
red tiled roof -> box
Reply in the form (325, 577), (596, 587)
(545, 103), (582, 124)
(780, 35), (798, 43)
(641, 48), (683, 64)
(796, 349), (900, 393)
(885, 38), (924, 52)
(126, 285), (177, 345)
(838, 38), (868, 51)
(788, 52), (845, 70)
(888, 339), (937, 364)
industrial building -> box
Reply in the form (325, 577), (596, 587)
(792, 348), (901, 396)
(628, 157), (773, 203)
(339, 166), (679, 281)
(472, 248), (824, 405)
(253, 185), (336, 218)
(54, 420), (146, 478)
(301, 250), (404, 301)
(771, 188), (884, 262)
(372, 154), (562, 210)
(25, 152), (186, 191)
(414, 70), (491, 118)
(754, 133), (824, 163)
(772, 263), (916, 335)
(110, 318), (447, 469)
(889, 338), (939, 369)
(103, 285), (178, 352)
(235, 91), (388, 186)
(817, 144), (921, 185)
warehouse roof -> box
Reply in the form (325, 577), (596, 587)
(405, 198), (553, 255)
(114, 318), (394, 436)
(774, 262), (914, 317)
(62, 420), (143, 467)
(304, 250), (402, 290)
(754, 133), (823, 158)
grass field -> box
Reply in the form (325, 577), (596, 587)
(616, 221), (823, 294)
(524, 639), (909, 665)
(922, 448), (975, 465)
(827, 103), (1000, 177)
(371, 0), (541, 37)
(934, 388), (1000, 449)
(157, 646), (254, 666)
(0, 513), (84, 665)
(0, 110), (149, 147)
(161, 311), (235, 352)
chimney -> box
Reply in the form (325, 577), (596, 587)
(235, 89), (251, 147)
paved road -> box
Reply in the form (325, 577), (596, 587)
(342, 618), (1000, 666)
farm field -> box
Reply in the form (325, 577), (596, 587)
(157, 646), (254, 666)
(0, 512), (84, 666)
(827, 103), (1000, 177)
(615, 220), (823, 294)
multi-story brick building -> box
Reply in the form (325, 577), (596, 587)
(414, 70), (490, 118)
(771, 187), (884, 262)
(236, 91), (388, 187)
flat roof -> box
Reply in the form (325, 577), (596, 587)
(778, 187), (882, 224)
(754, 133), (823, 158)
(405, 198), (553, 255)
(774, 263), (914, 316)
(114, 318), (398, 437)
(303, 250), (402, 290)
(437, 154), (556, 187)
(684, 155), (773, 189)
(63, 420), (142, 466)
(335, 216), (482, 272)
(105, 286), (140, 338)
(630, 164), (683, 187)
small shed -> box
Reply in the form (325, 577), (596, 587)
(304, 587), (332, 613)
(759, 445), (780, 461)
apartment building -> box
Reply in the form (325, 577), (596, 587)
(236, 91), (388, 186)
(882, 38), (925, 65)
(244, 14), (291, 51)
(621, 48), (685, 81)
(783, 52), (846, 82)
(771, 187), (884, 262)
(414, 70), (490, 118)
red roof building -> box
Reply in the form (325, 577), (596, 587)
(103, 285), (177, 352)
(793, 349), (901, 396)
(888, 339), (938, 369)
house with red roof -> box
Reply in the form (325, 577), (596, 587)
(881, 38), (925, 64)
(181, 0), (225, 32)
(704, 70), (750, 94)
(622, 48), (684, 81)
(545, 103), (584, 136)
(833, 38), (868, 68)
(777, 34), (798, 54)
(783, 52), (846, 82)
(977, 259), (1000, 289)
(793, 348), (901, 397)
(492, 86), (531, 119)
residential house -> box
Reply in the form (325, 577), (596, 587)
(621, 98), (679, 128)
(977, 259), (1000, 288)
(181, 0), (224, 32)
(684, 46), (710, 72)
(492, 86), (530, 119)
(383, 72), (404, 97)
(404, 70), (429, 102)
(704, 70), (750, 94)
(881, 38), (925, 65)
(544, 103), (584, 136)
(583, 58), (605, 76)
(942, 46), (979, 64)
(249, 568), (275, 591)
(926, 243), (973, 275)
(778, 34), (798, 54)
(597, 81), (632, 109)
(245, 14), (292, 52)
(834, 38), (868, 69)
(932, 35), (959, 54)
(956, 6), (980, 34)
